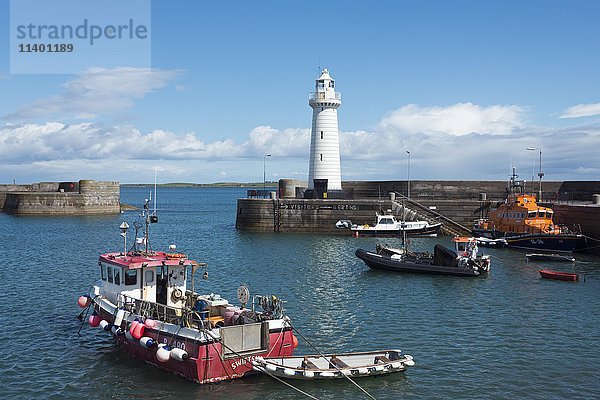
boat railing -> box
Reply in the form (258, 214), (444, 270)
(117, 293), (232, 329)
(117, 293), (204, 326)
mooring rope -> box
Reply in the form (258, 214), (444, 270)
(290, 323), (377, 400)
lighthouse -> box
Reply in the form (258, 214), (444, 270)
(308, 68), (342, 195)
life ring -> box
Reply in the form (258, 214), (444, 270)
(171, 288), (183, 302)
(166, 253), (186, 259)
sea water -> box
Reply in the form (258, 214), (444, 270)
(1, 187), (598, 399)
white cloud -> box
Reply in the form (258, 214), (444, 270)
(1, 102), (599, 183)
(559, 103), (600, 119)
(4, 67), (181, 121)
(379, 102), (525, 135)
(246, 126), (310, 157)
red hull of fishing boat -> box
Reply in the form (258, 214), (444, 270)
(539, 269), (579, 282)
(99, 306), (296, 383)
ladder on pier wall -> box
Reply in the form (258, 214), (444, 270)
(273, 199), (281, 232)
(391, 193), (471, 237)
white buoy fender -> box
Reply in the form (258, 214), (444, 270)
(156, 345), (171, 363)
(99, 320), (110, 332)
(170, 348), (188, 362)
(139, 336), (155, 348)
(358, 368), (369, 375)
(283, 368), (295, 376)
(303, 371), (314, 378)
(265, 364), (277, 372)
(391, 362), (402, 369)
(110, 326), (119, 336)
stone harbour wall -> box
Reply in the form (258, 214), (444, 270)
(2, 180), (120, 215)
(236, 198), (395, 233)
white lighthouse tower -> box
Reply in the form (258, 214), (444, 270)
(308, 68), (342, 194)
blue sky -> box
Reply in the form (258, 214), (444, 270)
(1, 0), (599, 184)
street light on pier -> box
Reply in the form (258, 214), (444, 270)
(406, 150), (411, 199)
(263, 154), (271, 198)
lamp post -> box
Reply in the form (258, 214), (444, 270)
(263, 154), (271, 198)
(526, 147), (535, 193)
(406, 150), (411, 199)
(538, 149), (544, 201)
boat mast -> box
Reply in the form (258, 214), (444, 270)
(144, 198), (150, 254)
(538, 150), (544, 202)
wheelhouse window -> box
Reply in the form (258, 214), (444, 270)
(114, 268), (121, 285)
(100, 264), (106, 281)
(145, 270), (154, 283)
(528, 211), (537, 219)
(381, 218), (393, 224)
(125, 269), (137, 286)
(107, 267), (113, 283)
(538, 211), (546, 219)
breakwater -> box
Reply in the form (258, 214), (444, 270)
(236, 179), (600, 245)
(236, 198), (394, 233)
(1, 180), (120, 215)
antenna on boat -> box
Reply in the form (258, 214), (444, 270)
(153, 168), (158, 214)
(141, 171), (160, 254)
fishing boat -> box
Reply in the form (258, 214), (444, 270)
(472, 168), (587, 252)
(355, 237), (491, 277)
(526, 253), (576, 262)
(252, 350), (415, 380)
(78, 199), (415, 387)
(337, 211), (442, 237)
(78, 199), (298, 384)
(539, 269), (579, 282)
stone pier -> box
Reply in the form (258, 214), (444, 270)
(1, 180), (120, 215)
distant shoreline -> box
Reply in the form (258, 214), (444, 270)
(121, 182), (278, 188)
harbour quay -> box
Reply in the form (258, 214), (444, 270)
(0, 180), (120, 215)
(236, 179), (600, 244)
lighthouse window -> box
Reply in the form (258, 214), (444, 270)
(320, 154), (323, 161)
(100, 264), (106, 281)
(107, 267), (113, 283)
(114, 268), (121, 285)
(125, 270), (138, 286)
(320, 131), (323, 139)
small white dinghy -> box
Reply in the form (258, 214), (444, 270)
(252, 350), (414, 380)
